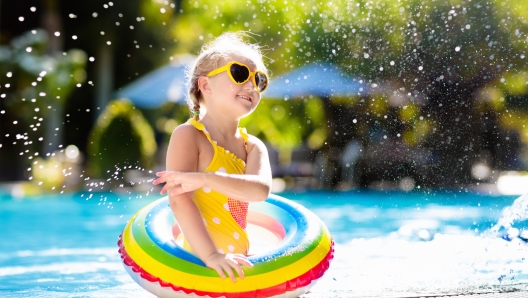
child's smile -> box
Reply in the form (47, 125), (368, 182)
(236, 94), (253, 103)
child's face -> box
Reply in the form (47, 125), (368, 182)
(207, 54), (263, 119)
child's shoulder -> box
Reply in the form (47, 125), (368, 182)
(169, 121), (201, 142)
(245, 133), (268, 153)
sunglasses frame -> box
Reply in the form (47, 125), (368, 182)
(206, 61), (268, 93)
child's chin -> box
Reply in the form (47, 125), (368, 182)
(240, 108), (255, 118)
(237, 102), (254, 113)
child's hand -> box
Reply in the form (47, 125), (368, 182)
(153, 171), (206, 196)
(204, 252), (253, 282)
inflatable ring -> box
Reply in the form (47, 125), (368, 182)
(118, 194), (334, 297)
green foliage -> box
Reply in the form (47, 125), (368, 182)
(87, 99), (157, 178)
(142, 102), (194, 146)
(172, 0), (527, 83)
(67, 0), (180, 87)
(241, 96), (326, 162)
(0, 29), (87, 180)
(1, 29), (87, 109)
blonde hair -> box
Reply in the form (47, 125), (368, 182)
(186, 32), (268, 120)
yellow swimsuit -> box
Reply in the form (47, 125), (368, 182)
(182, 119), (250, 255)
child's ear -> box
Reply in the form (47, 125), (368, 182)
(197, 76), (211, 95)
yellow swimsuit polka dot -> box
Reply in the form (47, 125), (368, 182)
(182, 118), (250, 255)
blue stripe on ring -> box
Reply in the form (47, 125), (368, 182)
(142, 195), (321, 266)
(248, 195), (316, 263)
(144, 198), (206, 266)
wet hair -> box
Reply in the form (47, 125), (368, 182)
(185, 32), (268, 120)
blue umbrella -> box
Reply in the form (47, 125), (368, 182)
(115, 55), (195, 108)
(264, 63), (369, 99)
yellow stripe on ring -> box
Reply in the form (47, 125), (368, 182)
(123, 218), (332, 292)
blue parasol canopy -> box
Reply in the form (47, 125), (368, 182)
(264, 63), (369, 99)
(115, 55), (195, 109)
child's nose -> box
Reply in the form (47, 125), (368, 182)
(243, 76), (257, 91)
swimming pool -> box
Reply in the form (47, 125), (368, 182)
(0, 190), (527, 297)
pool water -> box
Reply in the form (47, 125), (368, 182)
(0, 190), (527, 297)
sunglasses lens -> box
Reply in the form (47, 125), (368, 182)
(255, 72), (268, 92)
(230, 64), (250, 83)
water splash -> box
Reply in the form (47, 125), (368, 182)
(73, 165), (161, 215)
(489, 193), (528, 241)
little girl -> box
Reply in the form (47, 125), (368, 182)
(152, 32), (272, 283)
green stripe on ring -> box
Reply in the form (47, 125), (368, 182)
(130, 203), (217, 277)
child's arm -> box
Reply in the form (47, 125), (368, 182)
(163, 125), (252, 282)
(154, 134), (272, 202)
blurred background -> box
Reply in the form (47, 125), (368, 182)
(1, 0), (528, 196)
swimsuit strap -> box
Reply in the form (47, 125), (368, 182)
(239, 127), (249, 152)
(188, 118), (248, 151)
(187, 118), (217, 146)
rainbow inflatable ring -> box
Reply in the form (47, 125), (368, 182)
(118, 194), (334, 298)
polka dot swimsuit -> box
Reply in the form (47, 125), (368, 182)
(182, 119), (250, 255)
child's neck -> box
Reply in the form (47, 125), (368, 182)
(200, 114), (240, 139)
